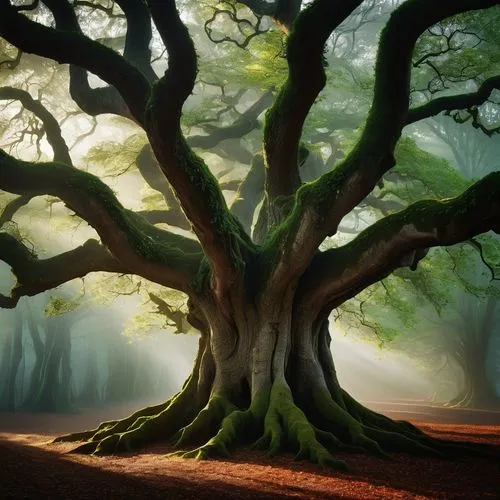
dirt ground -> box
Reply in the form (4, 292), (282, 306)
(1, 403), (499, 499)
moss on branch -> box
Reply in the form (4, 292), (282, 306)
(0, 236), (124, 308)
(296, 171), (500, 315)
(0, 150), (203, 292)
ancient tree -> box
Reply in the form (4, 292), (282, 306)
(1, 0), (500, 468)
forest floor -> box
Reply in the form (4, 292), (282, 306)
(0, 401), (499, 499)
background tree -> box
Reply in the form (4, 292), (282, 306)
(1, 0), (500, 469)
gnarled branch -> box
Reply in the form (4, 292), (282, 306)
(114, 0), (157, 82)
(0, 149), (203, 293)
(263, 0), (363, 200)
(0, 195), (31, 227)
(146, 0), (252, 290)
(0, 85), (73, 226)
(0, 236), (124, 308)
(298, 171), (500, 316)
(0, 86), (72, 164)
(0, 0), (151, 123)
(406, 75), (500, 125)
(189, 91), (273, 150)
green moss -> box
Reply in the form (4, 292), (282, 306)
(311, 385), (387, 458)
(192, 257), (211, 294)
(48, 161), (206, 281)
(173, 395), (254, 460)
(255, 381), (348, 469)
(198, 408), (255, 456)
(147, 79), (254, 275)
(329, 170), (500, 273)
(174, 394), (234, 446)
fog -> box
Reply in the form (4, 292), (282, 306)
(0, 269), (480, 420)
(1, 234), (500, 428)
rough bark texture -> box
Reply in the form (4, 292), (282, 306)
(55, 281), (488, 468)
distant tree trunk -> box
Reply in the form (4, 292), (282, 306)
(448, 297), (498, 409)
(0, 324), (13, 408)
(59, 322), (73, 408)
(28, 316), (73, 412)
(76, 347), (101, 406)
(105, 340), (137, 403)
(132, 347), (155, 400)
(22, 309), (46, 409)
(0, 309), (23, 410)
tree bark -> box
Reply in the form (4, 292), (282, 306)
(56, 289), (459, 467)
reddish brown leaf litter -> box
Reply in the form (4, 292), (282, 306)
(0, 408), (499, 499)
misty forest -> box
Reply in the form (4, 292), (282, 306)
(1, 0), (500, 492)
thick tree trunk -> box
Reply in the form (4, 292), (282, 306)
(55, 295), (461, 467)
(450, 349), (499, 409)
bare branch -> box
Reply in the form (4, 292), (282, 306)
(189, 91), (273, 150)
(407, 75), (500, 125)
(0, 195), (31, 227)
(73, 1), (124, 17)
(467, 238), (500, 282)
(148, 292), (185, 333)
(0, 0), (151, 123)
(0, 86), (72, 164)
(0, 85), (74, 225)
(204, 2), (268, 49)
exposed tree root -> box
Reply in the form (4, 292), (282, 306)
(172, 402), (254, 460)
(173, 394), (237, 449)
(53, 400), (172, 444)
(54, 373), (495, 468)
(54, 334), (213, 453)
(253, 381), (349, 470)
(340, 390), (494, 458)
(55, 369), (205, 455)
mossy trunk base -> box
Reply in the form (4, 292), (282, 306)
(54, 315), (490, 469)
